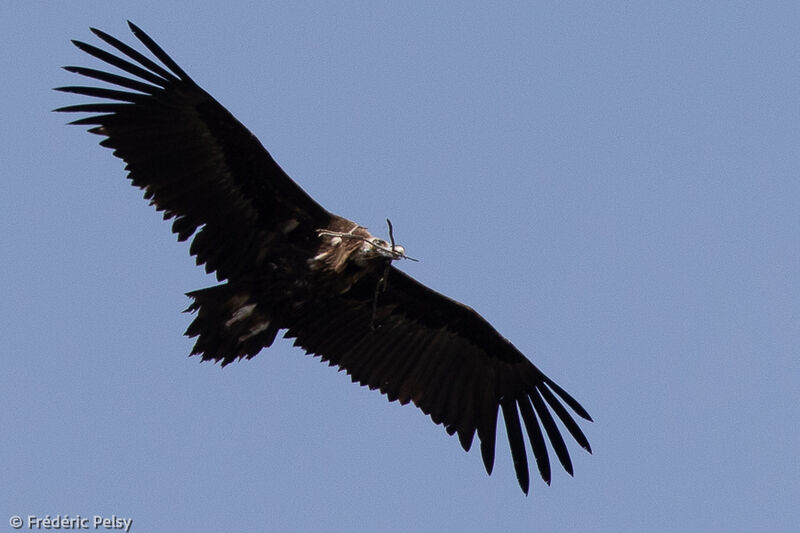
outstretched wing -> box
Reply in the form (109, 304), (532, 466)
(55, 22), (331, 281)
(284, 266), (593, 494)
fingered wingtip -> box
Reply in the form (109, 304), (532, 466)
(127, 20), (143, 35)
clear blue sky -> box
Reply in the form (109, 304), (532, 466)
(2, 2), (798, 532)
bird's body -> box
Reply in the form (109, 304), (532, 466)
(56, 22), (592, 494)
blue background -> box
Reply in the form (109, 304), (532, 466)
(2, 2), (798, 532)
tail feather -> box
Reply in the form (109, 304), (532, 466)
(184, 284), (280, 366)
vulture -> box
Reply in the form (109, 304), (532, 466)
(55, 22), (592, 495)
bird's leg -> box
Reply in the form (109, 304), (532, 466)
(370, 261), (391, 330)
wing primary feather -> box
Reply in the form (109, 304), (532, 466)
(476, 369), (499, 475)
(538, 383), (592, 453)
(90, 26), (183, 84)
(69, 39), (169, 87)
(66, 115), (115, 126)
(478, 401), (499, 475)
(54, 102), (130, 114)
(529, 388), (574, 476)
(517, 393), (551, 484)
(501, 399), (530, 495)
(53, 85), (146, 103)
(542, 376), (593, 422)
(126, 21), (194, 82)
(61, 65), (159, 94)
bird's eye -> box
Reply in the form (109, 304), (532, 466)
(374, 239), (387, 247)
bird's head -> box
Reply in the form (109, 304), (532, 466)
(361, 237), (408, 261)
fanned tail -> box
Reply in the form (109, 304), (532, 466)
(184, 284), (280, 366)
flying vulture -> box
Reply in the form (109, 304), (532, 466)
(55, 22), (592, 495)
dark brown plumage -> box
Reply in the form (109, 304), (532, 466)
(55, 22), (592, 494)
